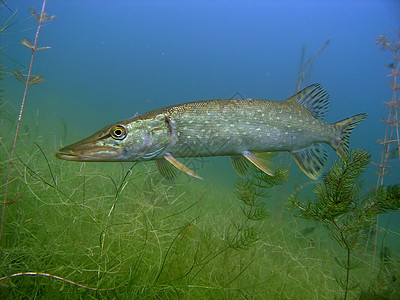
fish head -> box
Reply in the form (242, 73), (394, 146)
(56, 114), (177, 162)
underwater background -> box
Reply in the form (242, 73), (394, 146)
(1, 0), (400, 299)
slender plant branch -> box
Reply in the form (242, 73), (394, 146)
(0, 0), (48, 245)
(369, 30), (400, 271)
(0, 272), (122, 291)
(344, 248), (351, 300)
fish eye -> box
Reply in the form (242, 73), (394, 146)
(110, 125), (127, 140)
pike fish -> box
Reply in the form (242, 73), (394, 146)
(56, 84), (368, 180)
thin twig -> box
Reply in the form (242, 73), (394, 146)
(0, 272), (122, 291)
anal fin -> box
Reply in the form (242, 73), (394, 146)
(290, 144), (327, 180)
(161, 153), (203, 180)
(242, 151), (275, 176)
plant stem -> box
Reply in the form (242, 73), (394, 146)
(372, 30), (400, 272)
(344, 247), (351, 300)
(333, 220), (353, 300)
(0, 0), (47, 246)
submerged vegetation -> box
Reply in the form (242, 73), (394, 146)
(1, 130), (294, 298)
(289, 149), (400, 299)
(232, 165), (286, 250)
(2, 127), (400, 299)
(1, 1), (54, 245)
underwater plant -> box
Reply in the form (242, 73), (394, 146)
(0, 7), (23, 68)
(295, 38), (330, 92)
(0, 1), (54, 244)
(226, 163), (287, 250)
(370, 30), (400, 270)
(233, 164), (286, 249)
(289, 149), (400, 300)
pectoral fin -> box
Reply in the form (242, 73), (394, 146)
(290, 144), (327, 180)
(155, 158), (177, 180)
(231, 155), (250, 176)
(242, 151), (275, 176)
(160, 152), (203, 180)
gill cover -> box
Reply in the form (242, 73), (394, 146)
(122, 114), (178, 161)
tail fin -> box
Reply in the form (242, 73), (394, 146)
(332, 113), (368, 156)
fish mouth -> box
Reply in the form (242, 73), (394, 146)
(56, 145), (122, 162)
(56, 150), (86, 161)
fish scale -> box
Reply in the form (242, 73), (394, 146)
(154, 98), (332, 156)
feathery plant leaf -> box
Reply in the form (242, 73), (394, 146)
(227, 225), (260, 250)
(29, 7), (41, 22)
(229, 164), (286, 251)
(12, 70), (45, 85)
(29, 7), (55, 22)
(13, 69), (26, 84)
(20, 38), (34, 50)
(365, 185), (400, 216)
(29, 75), (45, 85)
(313, 149), (370, 221)
(236, 167), (286, 220)
(288, 149), (400, 300)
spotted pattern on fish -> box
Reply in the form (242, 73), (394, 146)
(56, 84), (368, 180)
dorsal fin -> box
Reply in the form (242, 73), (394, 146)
(287, 84), (329, 120)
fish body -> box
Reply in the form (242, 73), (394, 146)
(155, 98), (330, 156)
(56, 84), (368, 180)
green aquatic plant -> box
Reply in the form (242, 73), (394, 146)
(0, 8), (26, 69)
(232, 165), (286, 249)
(3, 131), (389, 298)
(1, 0), (54, 245)
(289, 149), (400, 300)
(371, 29), (400, 270)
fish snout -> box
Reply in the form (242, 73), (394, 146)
(56, 140), (122, 161)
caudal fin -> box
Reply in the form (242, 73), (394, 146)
(332, 113), (368, 156)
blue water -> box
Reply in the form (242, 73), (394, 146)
(2, 1), (400, 189)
